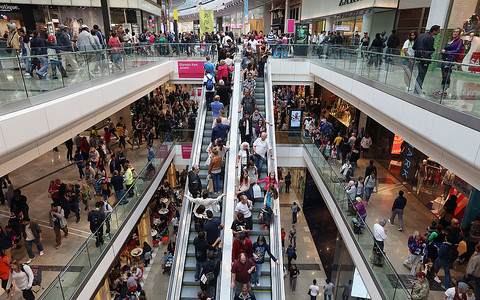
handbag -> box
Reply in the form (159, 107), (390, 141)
(208, 178), (214, 193)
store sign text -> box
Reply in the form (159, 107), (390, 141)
(0, 4), (20, 12)
(339, 0), (362, 6)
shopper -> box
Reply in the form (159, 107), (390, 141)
(21, 218), (43, 264)
(291, 202), (300, 224)
(410, 272), (429, 300)
(193, 231), (220, 282)
(309, 279), (320, 299)
(289, 264), (299, 295)
(444, 282), (470, 300)
(88, 201), (106, 247)
(323, 279), (334, 300)
(204, 70), (216, 110)
(435, 237), (455, 290)
(434, 28), (463, 97)
(413, 25), (440, 95)
(188, 165), (202, 198)
(252, 132), (273, 176)
(364, 172), (378, 205)
(401, 31), (417, 92)
(239, 89), (257, 116)
(390, 190), (407, 231)
(458, 214), (480, 265)
(49, 203), (68, 250)
(232, 232), (253, 261)
(251, 235), (279, 287)
(286, 244), (297, 271)
(203, 210), (223, 245)
(341, 280), (352, 300)
(466, 244), (480, 298)
(231, 252), (255, 292)
(403, 231), (426, 276)
(235, 195), (253, 231)
(373, 219), (388, 252)
(200, 245), (222, 297)
(285, 172), (292, 193)
(234, 283), (256, 300)
(5, 259), (35, 300)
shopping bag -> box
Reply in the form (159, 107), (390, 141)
(252, 184), (262, 198)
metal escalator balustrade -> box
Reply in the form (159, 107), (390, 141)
(167, 86), (207, 300)
(39, 133), (178, 300)
(276, 131), (411, 299)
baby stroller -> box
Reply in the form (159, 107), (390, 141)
(352, 217), (362, 234)
(163, 253), (173, 274)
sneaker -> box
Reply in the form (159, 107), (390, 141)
(24, 72), (31, 78)
(251, 282), (256, 287)
(260, 224), (265, 228)
(256, 281), (260, 286)
(292, 291), (295, 295)
(76, 218), (81, 223)
(39, 251), (44, 256)
(26, 257), (35, 264)
(398, 228), (403, 231)
(65, 234), (69, 238)
(389, 220), (394, 225)
(264, 227), (268, 231)
(56, 244), (62, 250)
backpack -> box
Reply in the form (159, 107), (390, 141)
(21, 264), (42, 286)
(445, 243), (459, 264)
(205, 74), (214, 91)
(91, 211), (103, 226)
(139, 33), (146, 43)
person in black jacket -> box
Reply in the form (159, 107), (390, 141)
(365, 160), (377, 178)
(30, 30), (49, 78)
(193, 231), (220, 281)
(234, 284), (257, 300)
(389, 190), (407, 231)
(55, 25), (79, 70)
(88, 201), (106, 247)
(188, 165), (202, 197)
(200, 244), (223, 297)
(413, 25), (440, 95)
(11, 190), (29, 220)
(368, 33), (384, 68)
(386, 29), (400, 64)
(239, 112), (253, 144)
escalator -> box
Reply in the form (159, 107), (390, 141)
(180, 112), (222, 299)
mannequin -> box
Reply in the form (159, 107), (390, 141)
(442, 170), (455, 200)
(415, 160), (428, 194)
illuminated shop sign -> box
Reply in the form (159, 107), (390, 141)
(401, 143), (414, 180)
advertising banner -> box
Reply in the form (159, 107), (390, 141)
(295, 23), (309, 44)
(289, 110), (302, 128)
(391, 135), (404, 154)
(287, 19), (295, 33)
(177, 61), (204, 78)
(181, 145), (192, 159)
(199, 10), (214, 35)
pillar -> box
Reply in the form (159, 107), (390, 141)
(361, 11), (372, 35)
(138, 208), (153, 247)
(426, 0), (451, 30)
(167, 163), (177, 188)
(461, 188), (480, 228)
(284, 0), (290, 34)
(325, 17), (333, 32)
(100, 0), (112, 34)
(93, 278), (111, 300)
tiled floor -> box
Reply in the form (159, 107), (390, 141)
(0, 131), (159, 299)
(330, 157), (466, 299)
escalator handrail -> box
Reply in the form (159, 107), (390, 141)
(216, 58), (239, 298)
(166, 85), (207, 300)
(218, 59), (243, 300)
(264, 60), (286, 300)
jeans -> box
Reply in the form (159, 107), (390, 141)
(50, 60), (66, 77)
(251, 262), (262, 284)
(25, 239), (43, 259)
(254, 154), (266, 176)
(292, 211), (297, 224)
(211, 171), (221, 193)
(195, 260), (204, 280)
(69, 200), (80, 221)
(390, 208), (404, 229)
(324, 295), (332, 300)
(435, 259), (451, 289)
(206, 92), (214, 110)
(350, 161), (357, 174)
(365, 187), (374, 202)
(37, 57), (49, 76)
(115, 189), (126, 204)
(104, 213), (111, 234)
(290, 276), (297, 292)
(93, 225), (104, 246)
(112, 53), (122, 68)
(415, 61), (429, 94)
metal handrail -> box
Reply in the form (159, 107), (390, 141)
(215, 58), (240, 299)
(264, 60), (286, 300)
(218, 60), (242, 300)
(166, 86), (207, 300)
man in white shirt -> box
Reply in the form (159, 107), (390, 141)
(304, 117), (313, 136)
(235, 195), (253, 230)
(252, 132), (273, 175)
(373, 219), (388, 251)
(309, 279), (320, 297)
(311, 32), (318, 44)
(444, 282), (470, 300)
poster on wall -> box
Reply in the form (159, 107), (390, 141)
(250, 19), (264, 33)
(177, 61), (205, 78)
(295, 23), (309, 44)
(181, 145), (192, 159)
(289, 110), (302, 129)
(286, 19), (295, 33)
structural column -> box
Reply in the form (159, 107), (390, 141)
(325, 17), (333, 32)
(361, 11), (372, 34)
(100, 0), (112, 35)
(284, 0), (290, 34)
(426, 0), (451, 29)
(138, 209), (153, 247)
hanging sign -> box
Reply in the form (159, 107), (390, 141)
(199, 10), (214, 35)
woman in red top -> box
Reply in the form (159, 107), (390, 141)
(108, 32), (123, 70)
(281, 228), (286, 252)
(0, 250), (10, 291)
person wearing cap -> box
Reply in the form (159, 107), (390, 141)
(76, 24), (97, 52)
(444, 281), (470, 300)
(56, 24), (79, 70)
(410, 272), (429, 300)
(6, 23), (20, 55)
(46, 35), (68, 79)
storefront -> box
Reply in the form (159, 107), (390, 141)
(300, 0), (398, 44)
(315, 85), (358, 128)
(0, 4), (44, 31)
(365, 116), (477, 226)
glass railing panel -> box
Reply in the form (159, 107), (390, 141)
(39, 134), (178, 299)
(40, 277), (65, 300)
(0, 55), (28, 101)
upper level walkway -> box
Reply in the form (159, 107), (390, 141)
(0, 43), (216, 177)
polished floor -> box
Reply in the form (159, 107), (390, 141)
(0, 131), (158, 299)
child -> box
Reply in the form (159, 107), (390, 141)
(80, 183), (92, 211)
(331, 146), (338, 166)
(46, 35), (67, 79)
